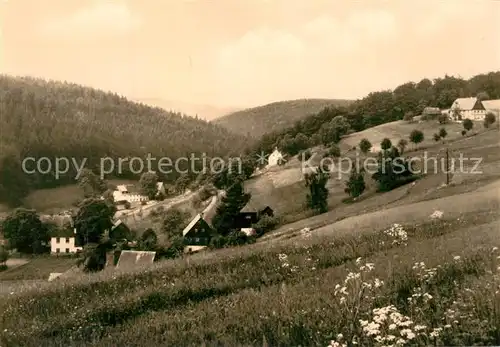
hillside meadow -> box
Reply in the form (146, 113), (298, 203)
(245, 123), (497, 227)
(0, 206), (499, 346)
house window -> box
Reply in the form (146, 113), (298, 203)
(56, 248), (60, 253)
(66, 237), (70, 243)
(65, 248), (69, 253)
(56, 237), (60, 243)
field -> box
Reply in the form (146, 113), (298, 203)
(0, 179), (138, 218)
(246, 121), (495, 225)
(0, 201), (499, 345)
(339, 119), (484, 152)
(0, 256), (77, 281)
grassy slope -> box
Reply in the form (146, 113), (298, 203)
(0, 179), (138, 218)
(1, 125), (499, 345)
(0, 257), (77, 281)
(214, 98), (353, 137)
(245, 121), (494, 226)
(339, 119), (482, 152)
(0, 206), (498, 345)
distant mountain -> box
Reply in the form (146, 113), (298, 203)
(213, 98), (353, 138)
(135, 98), (241, 121)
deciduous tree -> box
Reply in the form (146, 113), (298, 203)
(359, 138), (372, 154)
(409, 129), (424, 147)
(139, 172), (159, 199)
(304, 168), (329, 214)
(463, 118), (473, 132)
(1, 209), (50, 254)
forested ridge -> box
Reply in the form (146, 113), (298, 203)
(251, 71), (500, 155)
(214, 98), (353, 138)
(0, 75), (249, 206)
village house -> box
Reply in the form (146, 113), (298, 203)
(449, 97), (486, 121)
(238, 204), (275, 236)
(44, 214), (83, 254)
(234, 206), (274, 236)
(109, 219), (133, 241)
(267, 147), (285, 168)
(182, 213), (217, 253)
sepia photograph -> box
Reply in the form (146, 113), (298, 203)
(0, 0), (499, 346)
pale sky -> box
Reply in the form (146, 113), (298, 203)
(1, 0), (499, 108)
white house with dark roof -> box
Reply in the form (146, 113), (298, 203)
(449, 97), (486, 121)
(267, 147), (285, 168)
(44, 214), (83, 254)
(112, 182), (166, 204)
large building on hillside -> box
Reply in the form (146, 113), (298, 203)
(112, 182), (165, 204)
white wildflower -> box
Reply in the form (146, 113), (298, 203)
(430, 210), (444, 219)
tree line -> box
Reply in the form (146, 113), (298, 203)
(250, 71), (500, 157)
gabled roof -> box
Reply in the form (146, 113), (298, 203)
(111, 219), (127, 230)
(451, 97), (477, 110)
(41, 214), (74, 228)
(116, 185), (128, 192)
(423, 107), (440, 114)
(482, 99), (500, 111)
(182, 213), (202, 236)
(50, 227), (76, 238)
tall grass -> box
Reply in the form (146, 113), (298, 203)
(0, 210), (499, 346)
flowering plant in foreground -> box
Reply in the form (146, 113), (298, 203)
(327, 248), (500, 347)
(380, 224), (408, 247)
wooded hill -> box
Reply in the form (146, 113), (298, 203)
(0, 75), (249, 206)
(251, 71), (500, 155)
(213, 98), (353, 138)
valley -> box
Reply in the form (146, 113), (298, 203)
(1, 72), (500, 346)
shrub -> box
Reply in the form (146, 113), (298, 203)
(253, 215), (280, 236)
(380, 138), (392, 151)
(463, 118), (473, 131)
(344, 169), (366, 198)
(208, 231), (254, 249)
(0, 246), (8, 265)
(439, 127), (447, 139)
(484, 112), (496, 128)
(438, 113), (448, 124)
(409, 129), (424, 146)
(397, 139), (408, 154)
(403, 112), (414, 122)
(326, 144), (341, 158)
(302, 150), (312, 161)
(359, 138), (372, 154)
